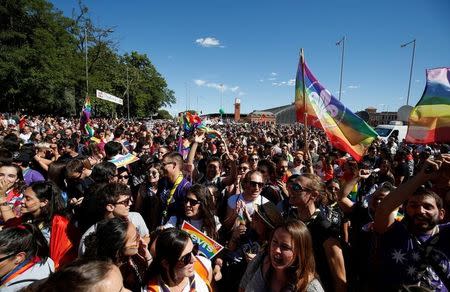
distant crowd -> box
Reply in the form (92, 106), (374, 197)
(0, 112), (449, 292)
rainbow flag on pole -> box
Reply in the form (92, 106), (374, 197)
(295, 54), (377, 161)
(80, 96), (94, 137)
(406, 67), (450, 144)
(181, 221), (224, 259)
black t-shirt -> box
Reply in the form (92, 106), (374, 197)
(307, 210), (341, 292)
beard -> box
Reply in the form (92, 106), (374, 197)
(404, 212), (440, 233)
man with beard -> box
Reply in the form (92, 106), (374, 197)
(374, 155), (450, 291)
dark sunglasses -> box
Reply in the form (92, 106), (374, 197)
(118, 174), (129, 179)
(184, 197), (200, 206)
(291, 183), (312, 192)
(115, 197), (132, 206)
(0, 253), (16, 263)
(327, 186), (340, 192)
(249, 181), (264, 188)
(178, 243), (199, 266)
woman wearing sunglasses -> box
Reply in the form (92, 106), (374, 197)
(0, 224), (53, 291)
(135, 163), (162, 232)
(286, 174), (347, 292)
(84, 217), (151, 292)
(147, 228), (211, 292)
(239, 220), (324, 292)
(163, 184), (220, 239)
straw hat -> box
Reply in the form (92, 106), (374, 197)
(255, 201), (283, 229)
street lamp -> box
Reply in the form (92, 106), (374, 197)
(336, 36), (345, 101)
(401, 39), (416, 106)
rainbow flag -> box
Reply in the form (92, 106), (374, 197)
(80, 96), (94, 137)
(295, 55), (377, 161)
(406, 67), (450, 144)
(109, 153), (139, 168)
(181, 221), (224, 259)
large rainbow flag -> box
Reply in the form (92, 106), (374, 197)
(295, 54), (377, 161)
(405, 67), (450, 144)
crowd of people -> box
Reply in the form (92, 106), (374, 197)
(0, 112), (449, 292)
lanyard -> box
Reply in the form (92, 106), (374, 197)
(161, 175), (183, 223)
(0, 257), (39, 287)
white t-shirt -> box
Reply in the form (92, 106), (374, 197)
(78, 212), (149, 256)
(147, 271), (210, 292)
(227, 194), (268, 217)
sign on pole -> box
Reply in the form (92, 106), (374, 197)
(96, 90), (123, 105)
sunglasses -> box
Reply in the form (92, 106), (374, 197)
(327, 186), (340, 192)
(184, 197), (200, 206)
(290, 183), (312, 192)
(115, 197), (132, 206)
(118, 174), (129, 179)
(178, 243), (199, 266)
(249, 181), (264, 188)
(149, 171), (159, 177)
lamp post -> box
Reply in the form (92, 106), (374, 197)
(336, 36), (345, 101)
(220, 84), (224, 120)
(126, 65), (130, 120)
(401, 39), (416, 106)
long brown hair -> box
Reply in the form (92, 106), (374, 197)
(273, 220), (317, 291)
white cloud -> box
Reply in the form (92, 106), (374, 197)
(195, 37), (222, 48)
(194, 79), (206, 86)
(271, 79), (295, 87)
(271, 72), (278, 76)
(259, 79), (264, 82)
(268, 77), (277, 81)
(347, 85), (360, 89)
(194, 79), (241, 94)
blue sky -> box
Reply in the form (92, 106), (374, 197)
(52, 0), (450, 116)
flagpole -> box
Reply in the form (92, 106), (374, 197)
(85, 27), (89, 98)
(300, 49), (308, 150)
(401, 39), (416, 106)
(336, 36), (345, 101)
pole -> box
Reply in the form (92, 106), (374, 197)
(220, 84), (223, 120)
(300, 49), (308, 149)
(336, 36), (345, 101)
(185, 83), (188, 111)
(85, 27), (89, 98)
(126, 65), (130, 120)
(401, 39), (416, 106)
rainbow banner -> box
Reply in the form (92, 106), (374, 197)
(180, 111), (222, 139)
(295, 55), (377, 161)
(109, 153), (139, 167)
(80, 96), (94, 137)
(181, 221), (224, 259)
(406, 67), (450, 144)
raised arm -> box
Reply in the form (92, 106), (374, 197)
(374, 157), (448, 234)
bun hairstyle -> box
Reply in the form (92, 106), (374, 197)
(0, 223), (49, 261)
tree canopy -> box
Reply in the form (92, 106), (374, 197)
(0, 0), (175, 118)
